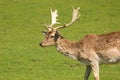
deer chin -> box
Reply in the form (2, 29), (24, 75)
(39, 43), (55, 47)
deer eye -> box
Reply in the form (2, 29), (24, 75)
(50, 35), (54, 38)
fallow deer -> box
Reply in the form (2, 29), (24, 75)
(39, 7), (120, 80)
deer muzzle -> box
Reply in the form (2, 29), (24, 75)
(39, 42), (44, 47)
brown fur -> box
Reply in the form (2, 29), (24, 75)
(73, 32), (120, 51)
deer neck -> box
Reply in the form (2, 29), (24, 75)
(56, 38), (79, 59)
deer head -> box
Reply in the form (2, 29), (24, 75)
(39, 7), (80, 47)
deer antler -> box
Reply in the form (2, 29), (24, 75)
(56, 7), (80, 29)
(50, 9), (60, 26)
(43, 7), (80, 30)
(43, 9), (60, 29)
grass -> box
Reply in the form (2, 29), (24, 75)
(0, 0), (120, 80)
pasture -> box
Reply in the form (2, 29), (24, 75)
(0, 0), (120, 80)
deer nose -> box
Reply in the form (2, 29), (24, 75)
(39, 42), (43, 47)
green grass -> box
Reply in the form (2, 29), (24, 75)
(0, 0), (120, 80)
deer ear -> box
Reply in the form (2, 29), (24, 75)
(41, 31), (47, 35)
(55, 31), (60, 36)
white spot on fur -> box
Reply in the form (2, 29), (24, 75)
(109, 58), (117, 63)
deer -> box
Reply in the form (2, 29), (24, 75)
(39, 7), (120, 80)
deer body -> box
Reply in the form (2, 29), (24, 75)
(56, 32), (120, 64)
(39, 7), (120, 80)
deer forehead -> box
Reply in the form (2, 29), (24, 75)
(47, 30), (57, 36)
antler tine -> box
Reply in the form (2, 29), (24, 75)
(50, 9), (60, 27)
(42, 24), (52, 30)
(66, 7), (80, 26)
(43, 8), (60, 30)
(56, 7), (80, 29)
(43, 24), (48, 29)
